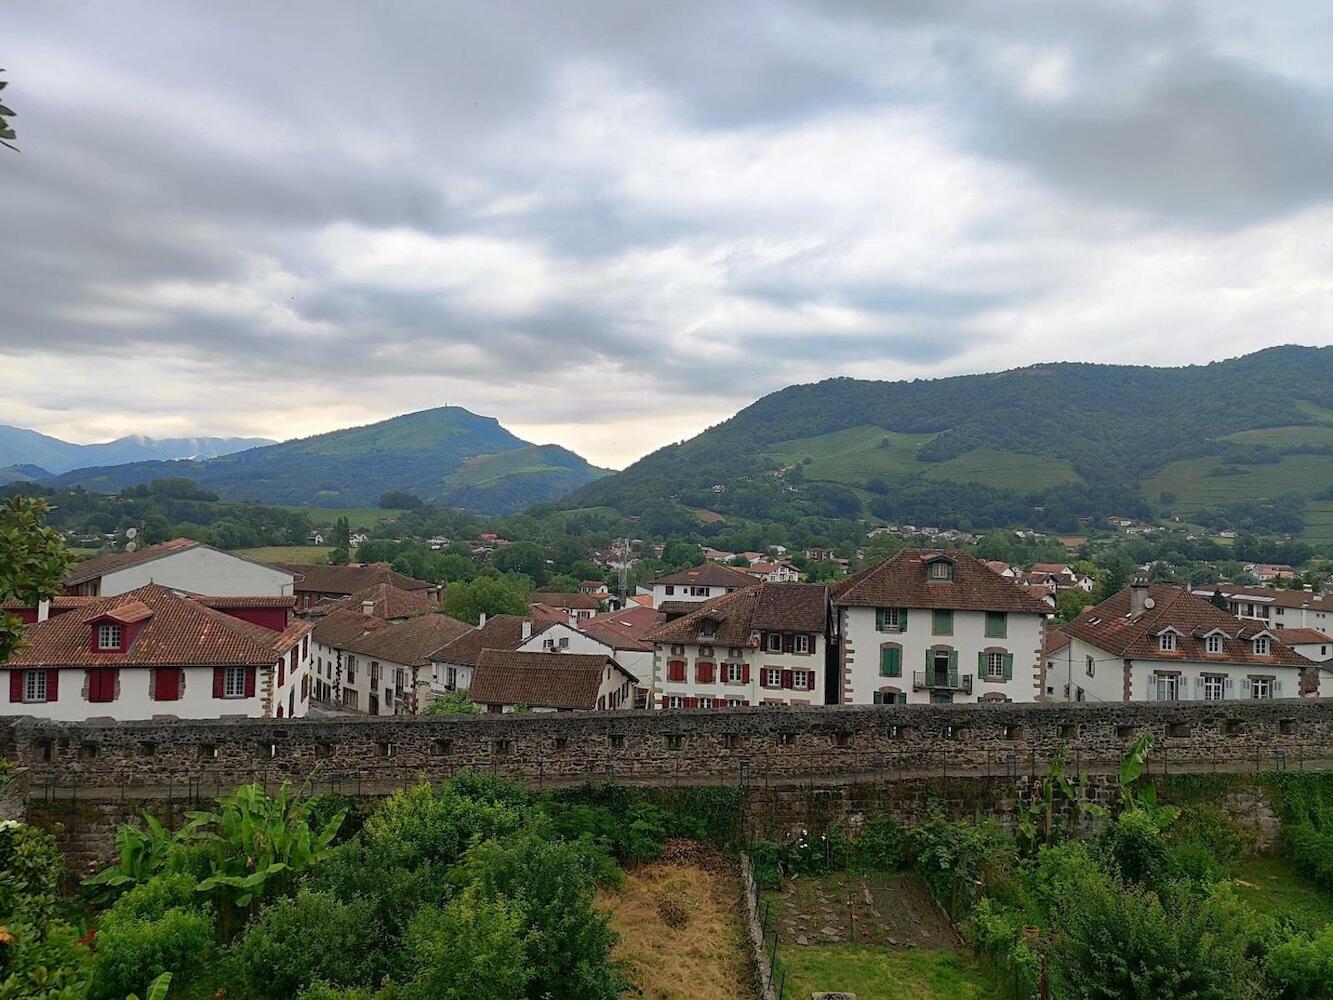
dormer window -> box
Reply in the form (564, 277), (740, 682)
(1158, 631), (1177, 653)
(699, 620), (716, 639)
(927, 559), (954, 581)
(1205, 633), (1223, 655)
(97, 623), (123, 651)
(1253, 636), (1271, 656)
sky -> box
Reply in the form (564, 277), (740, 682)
(4, 1), (1333, 469)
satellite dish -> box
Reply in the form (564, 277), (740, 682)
(124, 541), (137, 552)
(125, 527), (139, 539)
(1143, 597), (1155, 609)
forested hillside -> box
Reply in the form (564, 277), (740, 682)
(48, 407), (609, 515)
(570, 346), (1333, 533)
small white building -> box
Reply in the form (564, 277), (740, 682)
(425, 614), (558, 700)
(649, 562), (757, 609)
(1192, 585), (1333, 632)
(314, 611), (471, 715)
(1059, 581), (1314, 703)
(832, 550), (1051, 705)
(64, 538), (297, 598)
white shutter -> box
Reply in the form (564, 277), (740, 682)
(1145, 678), (1155, 702)
(1241, 678), (1251, 695)
(1274, 679), (1283, 696)
(1224, 677), (1234, 697)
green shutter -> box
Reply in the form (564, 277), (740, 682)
(897, 692), (907, 705)
(900, 608), (908, 629)
(875, 607), (885, 631)
(925, 649), (933, 670)
(977, 651), (986, 674)
(873, 691), (884, 705)
(881, 647), (901, 677)
(1003, 653), (1014, 681)
(933, 609), (953, 635)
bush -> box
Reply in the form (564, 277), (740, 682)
(1264, 925), (1333, 999)
(228, 890), (387, 998)
(398, 891), (530, 1000)
(909, 813), (1015, 917)
(1100, 808), (1179, 891)
(89, 875), (216, 1000)
(0, 818), (68, 924)
(1166, 804), (1253, 883)
(847, 817), (907, 873)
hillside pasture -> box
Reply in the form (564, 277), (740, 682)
(762, 425), (937, 483)
(443, 446), (597, 488)
(922, 448), (1084, 492)
(1221, 425), (1333, 448)
(233, 544), (333, 563)
(1144, 455), (1333, 510)
(1300, 501), (1333, 545)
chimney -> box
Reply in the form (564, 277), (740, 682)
(37, 599), (50, 623)
(1129, 575), (1150, 618)
(521, 620), (532, 641)
(479, 612), (488, 627)
(361, 600), (375, 616)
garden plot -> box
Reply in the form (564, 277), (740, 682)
(770, 871), (961, 950)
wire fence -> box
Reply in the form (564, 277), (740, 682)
(746, 863), (788, 1000)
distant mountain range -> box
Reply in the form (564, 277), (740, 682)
(569, 346), (1333, 537)
(38, 407), (610, 515)
(0, 426), (274, 475)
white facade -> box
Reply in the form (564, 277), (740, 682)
(1054, 634), (1305, 703)
(650, 581), (740, 606)
(518, 622), (653, 684)
(839, 606), (1045, 704)
(654, 631), (826, 709)
(92, 546), (296, 598)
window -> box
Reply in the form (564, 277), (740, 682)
(346, 657), (356, 683)
(1153, 673), (1179, 702)
(1251, 676), (1274, 699)
(689, 586), (709, 597)
(542, 639), (555, 650)
(664, 585), (675, 595)
(764, 668), (781, 688)
(727, 697), (742, 707)
(670, 644), (685, 656)
(396, 668), (407, 692)
(23, 669), (47, 703)
(792, 671), (809, 690)
(727, 662), (743, 682)
(928, 559), (953, 580)
(1253, 636), (1271, 656)
(1158, 632), (1177, 652)
(876, 607), (904, 632)
(986, 652), (1005, 679)
(96, 623), (122, 650)
(223, 665), (246, 699)
(699, 645), (715, 658)
(1205, 634), (1223, 655)
(932, 609), (953, 635)
(699, 697), (713, 709)
(985, 612), (1007, 638)
(795, 635), (810, 654)
(343, 689), (360, 709)
(558, 636), (569, 649)
(766, 633), (782, 652)
(1202, 674), (1225, 701)
(667, 695), (683, 709)
(446, 666), (458, 690)
(1086, 655), (1095, 678)
(700, 620), (716, 639)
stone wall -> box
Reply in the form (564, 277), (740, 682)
(3, 699), (1329, 794)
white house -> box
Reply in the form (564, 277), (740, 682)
(648, 563), (757, 610)
(64, 538), (297, 598)
(314, 611), (471, 715)
(4, 584), (311, 721)
(645, 582), (831, 709)
(831, 550), (1051, 705)
(425, 614), (559, 700)
(1191, 585), (1333, 632)
(1058, 581), (1314, 703)
(468, 649), (637, 713)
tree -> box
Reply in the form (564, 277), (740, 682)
(0, 70), (17, 152)
(660, 537), (703, 568)
(443, 577), (529, 625)
(333, 516), (352, 550)
(422, 691), (478, 716)
(0, 496), (72, 664)
(380, 491), (425, 510)
(492, 542), (548, 586)
(328, 547), (351, 566)
(1054, 588), (1091, 623)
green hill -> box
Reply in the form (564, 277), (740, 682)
(569, 346), (1333, 533)
(49, 407), (609, 515)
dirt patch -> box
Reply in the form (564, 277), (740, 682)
(599, 840), (758, 1000)
(770, 872), (962, 951)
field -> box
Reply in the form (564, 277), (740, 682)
(1300, 501), (1333, 545)
(1234, 856), (1333, 934)
(777, 945), (993, 1000)
(762, 425), (1081, 493)
(1144, 455), (1333, 511)
(275, 505), (404, 526)
(233, 544), (333, 563)
(443, 447), (578, 487)
(1221, 425), (1333, 448)
(598, 846), (755, 1000)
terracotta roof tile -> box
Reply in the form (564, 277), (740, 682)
(469, 649), (621, 710)
(646, 582), (828, 646)
(1269, 627), (1332, 645)
(191, 595), (297, 610)
(530, 591), (601, 610)
(312, 608), (391, 647)
(648, 563), (759, 589)
(429, 614), (556, 666)
(315, 582), (435, 620)
(276, 562), (435, 595)
(338, 613), (473, 667)
(831, 550), (1053, 614)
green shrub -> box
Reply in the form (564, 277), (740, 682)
(0, 819), (67, 924)
(228, 889), (387, 998)
(1166, 804), (1253, 883)
(1264, 924), (1333, 999)
(1099, 808), (1179, 891)
(909, 813), (1014, 917)
(89, 875), (216, 1000)
(398, 890), (530, 1000)
(846, 817), (906, 873)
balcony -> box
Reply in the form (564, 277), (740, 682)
(913, 670), (973, 694)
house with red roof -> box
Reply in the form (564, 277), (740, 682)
(4, 584), (312, 721)
(647, 562), (757, 609)
(65, 538), (297, 598)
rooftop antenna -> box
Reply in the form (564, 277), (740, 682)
(614, 536), (630, 606)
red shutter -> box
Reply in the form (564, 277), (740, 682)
(46, 669), (59, 702)
(278, 657), (286, 687)
(783, 633), (795, 654)
(684, 696), (698, 709)
(9, 671), (23, 702)
(742, 663), (751, 683)
(741, 699), (750, 706)
(244, 667), (256, 698)
(781, 669), (794, 690)
(154, 668), (180, 702)
(213, 667), (225, 698)
(88, 668), (113, 703)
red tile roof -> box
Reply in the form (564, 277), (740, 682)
(428, 614), (556, 666)
(646, 582), (828, 646)
(276, 562), (435, 595)
(2, 596), (101, 612)
(311, 608), (391, 647)
(649, 563), (759, 589)
(1200, 585), (1333, 612)
(1063, 584), (1313, 667)
(579, 604), (665, 650)
(316, 582), (435, 620)
(530, 591), (601, 610)
(191, 595), (297, 610)
(338, 613), (473, 667)
(1273, 627), (1333, 645)
(6, 584), (308, 669)
(832, 550), (1053, 614)
(469, 649), (622, 710)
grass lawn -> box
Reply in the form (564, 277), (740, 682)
(1144, 455), (1333, 511)
(233, 544), (334, 563)
(922, 447), (1083, 492)
(1234, 856), (1333, 933)
(275, 505), (404, 526)
(1221, 425), (1333, 448)
(777, 945), (995, 1000)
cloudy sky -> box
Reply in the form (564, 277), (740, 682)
(4, 2), (1333, 468)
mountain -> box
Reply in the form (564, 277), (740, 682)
(568, 346), (1333, 536)
(49, 407), (610, 515)
(0, 425), (273, 474)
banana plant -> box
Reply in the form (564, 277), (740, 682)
(83, 813), (206, 903)
(126, 972), (171, 1000)
(1116, 731), (1179, 829)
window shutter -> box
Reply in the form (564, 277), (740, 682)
(977, 652), (986, 674)
(784, 634), (795, 654)
(781, 669), (794, 689)
(949, 650), (959, 671)
(46, 669), (59, 702)
(213, 667), (225, 698)
(897, 692), (907, 705)
(873, 691), (884, 705)
(1003, 653), (1014, 681)
(925, 649), (933, 670)
(155, 668), (179, 701)
(684, 696), (698, 709)
(9, 671), (23, 702)
(875, 608), (885, 631)
(1275, 679), (1283, 696)
(244, 667), (256, 698)
(881, 647), (901, 678)
(1241, 678), (1251, 695)
(278, 657), (286, 687)
(741, 663), (751, 683)
(899, 608), (908, 629)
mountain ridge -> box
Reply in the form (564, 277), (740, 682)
(0, 424), (274, 474)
